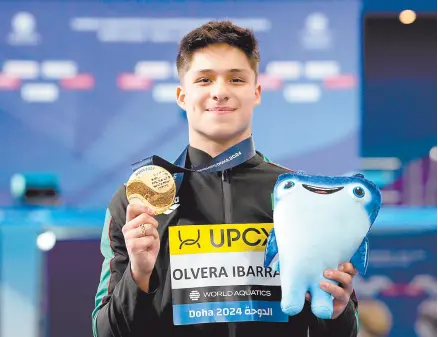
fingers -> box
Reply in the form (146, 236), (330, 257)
(126, 203), (155, 223)
(340, 262), (359, 276)
(320, 281), (349, 302)
(124, 223), (159, 240)
(321, 263), (358, 303)
(323, 269), (353, 292)
(126, 236), (157, 254)
(123, 212), (159, 234)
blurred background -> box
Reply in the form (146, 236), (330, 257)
(0, 0), (435, 336)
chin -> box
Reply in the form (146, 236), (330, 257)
(204, 128), (249, 142)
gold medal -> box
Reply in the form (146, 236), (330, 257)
(126, 165), (176, 214)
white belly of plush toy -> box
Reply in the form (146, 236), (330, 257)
(273, 190), (370, 318)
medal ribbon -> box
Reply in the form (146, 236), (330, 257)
(132, 136), (256, 194)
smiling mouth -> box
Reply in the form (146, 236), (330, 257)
(302, 184), (344, 194)
(206, 107), (236, 112)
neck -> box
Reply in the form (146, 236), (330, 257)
(189, 130), (252, 158)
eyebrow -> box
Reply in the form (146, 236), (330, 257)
(193, 68), (249, 74)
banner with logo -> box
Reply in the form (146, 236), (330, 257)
(168, 223), (289, 325)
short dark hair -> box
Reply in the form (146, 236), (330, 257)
(176, 20), (260, 78)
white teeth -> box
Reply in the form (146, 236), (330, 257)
(313, 186), (337, 190)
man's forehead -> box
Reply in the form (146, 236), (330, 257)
(188, 46), (252, 68)
(180, 44), (256, 81)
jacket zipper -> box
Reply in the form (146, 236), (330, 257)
(221, 169), (232, 223)
(221, 169), (236, 337)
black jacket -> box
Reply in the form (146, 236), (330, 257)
(92, 145), (359, 337)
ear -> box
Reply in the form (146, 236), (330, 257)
(254, 83), (262, 106)
(176, 85), (186, 110)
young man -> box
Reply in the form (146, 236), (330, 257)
(92, 21), (360, 337)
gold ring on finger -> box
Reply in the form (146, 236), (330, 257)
(140, 224), (148, 236)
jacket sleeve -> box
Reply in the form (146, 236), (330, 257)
(308, 292), (359, 337)
(92, 184), (160, 337)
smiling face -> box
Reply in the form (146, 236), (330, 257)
(176, 43), (261, 145)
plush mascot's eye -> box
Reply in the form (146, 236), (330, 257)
(284, 181), (295, 190)
(353, 186), (365, 198)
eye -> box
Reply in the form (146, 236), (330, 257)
(196, 78), (211, 83)
(275, 178), (297, 200)
(284, 181), (295, 190)
(353, 186), (365, 198)
(231, 78), (244, 83)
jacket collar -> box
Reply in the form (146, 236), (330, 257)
(185, 136), (263, 170)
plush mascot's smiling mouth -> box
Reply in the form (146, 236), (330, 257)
(302, 184), (344, 195)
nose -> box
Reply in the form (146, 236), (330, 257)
(211, 81), (229, 102)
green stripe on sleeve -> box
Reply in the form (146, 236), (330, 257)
(262, 153), (292, 171)
(355, 308), (360, 334)
(92, 208), (115, 337)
